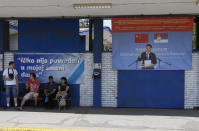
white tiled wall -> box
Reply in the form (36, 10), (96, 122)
(0, 54), (3, 71)
(184, 53), (199, 109)
(79, 52), (118, 107)
(101, 53), (118, 107)
(79, 53), (94, 106)
(3, 52), (14, 69)
(80, 52), (118, 107)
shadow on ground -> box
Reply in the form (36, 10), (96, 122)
(1, 106), (199, 117)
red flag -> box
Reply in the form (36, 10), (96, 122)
(134, 34), (148, 43)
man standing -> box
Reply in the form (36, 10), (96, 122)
(137, 44), (157, 69)
(3, 61), (18, 108)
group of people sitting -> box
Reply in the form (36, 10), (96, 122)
(3, 61), (70, 110)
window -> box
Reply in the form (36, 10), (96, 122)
(9, 20), (18, 51)
(103, 19), (112, 51)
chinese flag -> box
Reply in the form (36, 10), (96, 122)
(134, 34), (149, 43)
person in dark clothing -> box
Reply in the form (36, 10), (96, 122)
(44, 76), (57, 108)
(56, 77), (70, 110)
(137, 44), (157, 69)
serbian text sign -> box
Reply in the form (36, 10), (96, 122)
(14, 53), (84, 84)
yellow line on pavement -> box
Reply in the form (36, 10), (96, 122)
(0, 127), (97, 131)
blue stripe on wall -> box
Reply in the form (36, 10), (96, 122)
(68, 61), (84, 84)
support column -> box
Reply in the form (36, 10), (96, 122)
(89, 19), (93, 51)
(93, 19), (103, 107)
(0, 21), (9, 107)
(196, 17), (199, 50)
(0, 21), (9, 53)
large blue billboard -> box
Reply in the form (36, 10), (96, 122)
(112, 17), (193, 70)
(14, 53), (84, 84)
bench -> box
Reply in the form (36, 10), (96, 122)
(18, 87), (72, 108)
(18, 88), (45, 106)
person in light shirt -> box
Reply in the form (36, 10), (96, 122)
(3, 61), (18, 108)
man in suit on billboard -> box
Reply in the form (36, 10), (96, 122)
(137, 44), (157, 69)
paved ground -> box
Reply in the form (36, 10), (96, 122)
(0, 107), (199, 131)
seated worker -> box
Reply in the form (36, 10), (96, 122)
(56, 77), (70, 109)
(44, 76), (57, 108)
(19, 73), (40, 110)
